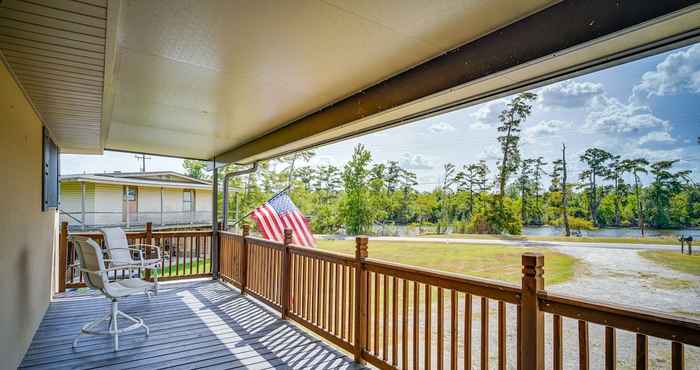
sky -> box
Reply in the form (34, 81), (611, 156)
(62, 43), (700, 191)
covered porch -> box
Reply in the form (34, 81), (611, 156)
(2, 0), (700, 369)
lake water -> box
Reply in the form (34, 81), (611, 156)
(365, 224), (699, 238)
(523, 225), (699, 238)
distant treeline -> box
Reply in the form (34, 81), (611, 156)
(185, 93), (699, 236)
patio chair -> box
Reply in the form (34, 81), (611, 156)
(101, 227), (163, 295)
(71, 236), (153, 351)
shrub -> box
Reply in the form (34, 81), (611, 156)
(468, 196), (522, 235)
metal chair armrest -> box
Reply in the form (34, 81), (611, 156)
(129, 244), (163, 259)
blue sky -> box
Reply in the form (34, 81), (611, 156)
(62, 43), (700, 190)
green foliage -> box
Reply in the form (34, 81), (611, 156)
(183, 159), (208, 179)
(551, 216), (595, 231)
(340, 144), (375, 235)
(468, 195), (522, 234)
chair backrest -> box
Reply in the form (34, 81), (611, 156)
(101, 227), (132, 263)
(72, 236), (109, 291)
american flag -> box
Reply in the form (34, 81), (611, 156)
(251, 192), (315, 247)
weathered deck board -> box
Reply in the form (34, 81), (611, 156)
(21, 280), (365, 369)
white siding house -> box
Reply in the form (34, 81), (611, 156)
(59, 172), (212, 230)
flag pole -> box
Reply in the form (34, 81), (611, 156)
(227, 185), (291, 228)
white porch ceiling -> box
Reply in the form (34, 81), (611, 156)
(106, 0), (556, 159)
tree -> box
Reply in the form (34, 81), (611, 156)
(438, 163), (457, 231)
(183, 159), (208, 179)
(648, 160), (691, 228)
(496, 92), (537, 198)
(314, 165), (342, 194)
(279, 151), (315, 186)
(531, 156), (547, 224)
(604, 155), (626, 226)
(620, 158), (649, 235)
(456, 161), (489, 218)
(516, 158), (536, 223)
(341, 144), (374, 235)
(578, 148), (614, 226)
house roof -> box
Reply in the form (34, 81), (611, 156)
(60, 171), (212, 190)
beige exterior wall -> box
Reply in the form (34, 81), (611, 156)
(59, 182), (96, 226)
(0, 61), (58, 368)
(94, 184), (122, 225)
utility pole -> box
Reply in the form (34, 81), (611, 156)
(135, 154), (151, 172)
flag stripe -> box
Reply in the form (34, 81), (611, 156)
(252, 192), (315, 247)
(288, 212), (310, 246)
(262, 204), (283, 241)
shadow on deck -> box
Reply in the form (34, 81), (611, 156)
(21, 280), (364, 369)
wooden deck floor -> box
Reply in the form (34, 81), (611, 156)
(21, 280), (365, 369)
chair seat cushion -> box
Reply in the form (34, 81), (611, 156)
(104, 278), (155, 298)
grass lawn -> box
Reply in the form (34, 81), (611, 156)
(160, 259), (211, 277)
(316, 240), (576, 286)
(639, 250), (700, 276)
(419, 233), (680, 245)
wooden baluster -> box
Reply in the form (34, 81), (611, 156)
(437, 288), (444, 370)
(59, 222), (68, 292)
(312, 258), (318, 324)
(241, 225), (249, 294)
(303, 256), (308, 319)
(464, 293), (472, 370)
(521, 253), (545, 370)
(450, 290), (457, 370)
(383, 274), (389, 361)
(425, 285), (432, 370)
(392, 276), (398, 367)
(553, 315), (563, 370)
(341, 264), (346, 339)
(578, 321), (589, 370)
(322, 260), (328, 329)
(354, 236), (368, 364)
(189, 234), (193, 276)
(516, 305), (521, 370)
(403, 279), (409, 370)
(498, 301), (506, 370)
(145, 222), (153, 280)
(672, 342), (684, 370)
(481, 297), (489, 370)
(374, 272), (380, 355)
(195, 235), (200, 275)
(605, 327), (616, 370)
(636, 334), (647, 370)
(413, 282), (419, 370)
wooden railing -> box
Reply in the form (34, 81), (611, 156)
(58, 221), (214, 291)
(218, 226), (700, 369)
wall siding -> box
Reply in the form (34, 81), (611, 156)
(0, 60), (58, 368)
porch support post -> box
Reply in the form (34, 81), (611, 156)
(80, 181), (86, 230)
(521, 253), (545, 370)
(160, 187), (164, 226)
(240, 224), (250, 295)
(58, 221), (68, 292)
(353, 236), (368, 364)
(211, 166), (220, 279)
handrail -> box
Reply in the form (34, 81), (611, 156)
(539, 291), (700, 346)
(364, 257), (522, 304)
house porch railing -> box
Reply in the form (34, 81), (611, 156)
(218, 226), (699, 370)
(59, 222), (214, 291)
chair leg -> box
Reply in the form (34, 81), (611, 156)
(111, 299), (119, 351)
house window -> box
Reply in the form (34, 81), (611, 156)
(183, 190), (193, 212)
(124, 187), (137, 201)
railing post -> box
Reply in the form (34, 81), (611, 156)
(145, 222), (153, 281)
(353, 235), (368, 364)
(58, 221), (68, 293)
(281, 229), (293, 320)
(240, 224), (250, 295)
(521, 253), (544, 370)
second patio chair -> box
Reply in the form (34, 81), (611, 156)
(101, 227), (163, 295)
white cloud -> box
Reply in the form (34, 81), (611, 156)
(477, 144), (501, 161)
(399, 153), (433, 170)
(638, 131), (675, 146)
(632, 44), (700, 101)
(522, 120), (571, 144)
(583, 96), (667, 134)
(429, 122), (455, 133)
(310, 155), (336, 167)
(540, 80), (604, 109)
(468, 99), (505, 129)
